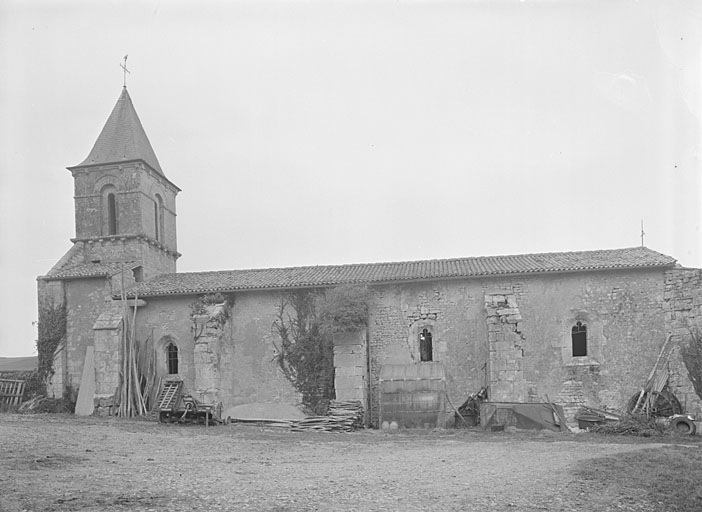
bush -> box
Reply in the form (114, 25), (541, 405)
(681, 327), (702, 401)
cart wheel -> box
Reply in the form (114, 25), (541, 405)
(627, 390), (683, 417)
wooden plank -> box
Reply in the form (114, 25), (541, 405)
(0, 379), (26, 406)
(75, 346), (96, 416)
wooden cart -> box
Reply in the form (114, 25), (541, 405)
(155, 380), (226, 426)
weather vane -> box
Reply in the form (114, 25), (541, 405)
(120, 54), (130, 87)
(640, 219), (645, 247)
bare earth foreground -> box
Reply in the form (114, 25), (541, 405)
(0, 414), (696, 512)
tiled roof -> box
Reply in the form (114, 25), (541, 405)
(39, 261), (137, 281)
(128, 247), (676, 297)
(71, 87), (164, 176)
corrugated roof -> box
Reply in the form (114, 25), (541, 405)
(40, 261), (138, 281)
(71, 87), (164, 175)
(128, 247), (676, 297)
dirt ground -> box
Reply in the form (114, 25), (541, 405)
(0, 413), (696, 511)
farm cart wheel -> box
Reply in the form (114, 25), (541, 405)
(627, 390), (682, 417)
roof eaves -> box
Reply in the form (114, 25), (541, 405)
(126, 260), (676, 298)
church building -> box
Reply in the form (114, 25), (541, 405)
(38, 87), (702, 427)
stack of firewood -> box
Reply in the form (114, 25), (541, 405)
(289, 400), (365, 433)
(228, 400), (365, 432)
(328, 400), (364, 429)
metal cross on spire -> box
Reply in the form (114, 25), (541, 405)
(120, 54), (130, 87)
(640, 218), (645, 247)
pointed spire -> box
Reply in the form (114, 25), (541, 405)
(74, 88), (164, 175)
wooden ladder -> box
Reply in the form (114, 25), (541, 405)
(155, 380), (182, 412)
(632, 334), (674, 415)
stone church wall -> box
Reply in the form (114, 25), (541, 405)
(69, 266), (699, 425)
(664, 268), (702, 416)
(135, 290), (299, 410)
(366, 268), (673, 425)
(62, 277), (115, 397)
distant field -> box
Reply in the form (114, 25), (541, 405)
(0, 356), (37, 372)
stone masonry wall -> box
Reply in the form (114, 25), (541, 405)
(368, 281), (487, 426)
(65, 266), (701, 426)
(191, 302), (229, 405)
(484, 292), (528, 402)
(62, 278), (116, 399)
(72, 162), (177, 251)
(333, 331), (368, 419)
(367, 268), (675, 426)
(136, 291), (299, 411)
(664, 268), (702, 415)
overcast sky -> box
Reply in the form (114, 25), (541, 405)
(1, 0), (700, 357)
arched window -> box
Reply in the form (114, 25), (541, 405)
(166, 343), (179, 374)
(107, 193), (118, 235)
(154, 194), (164, 242)
(419, 328), (433, 362)
(572, 321), (587, 357)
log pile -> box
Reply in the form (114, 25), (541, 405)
(290, 400), (364, 432)
(574, 406), (621, 426)
(230, 400), (365, 433)
(328, 400), (365, 429)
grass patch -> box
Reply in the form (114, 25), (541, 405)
(574, 446), (702, 510)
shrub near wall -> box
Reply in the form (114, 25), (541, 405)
(272, 286), (371, 414)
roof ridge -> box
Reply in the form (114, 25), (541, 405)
(163, 246), (670, 275)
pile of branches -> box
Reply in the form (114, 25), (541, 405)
(18, 396), (74, 414)
(589, 413), (668, 437)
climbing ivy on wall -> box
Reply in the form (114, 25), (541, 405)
(272, 285), (371, 414)
(35, 300), (67, 390)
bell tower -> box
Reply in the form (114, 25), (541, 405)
(38, 84), (181, 399)
(66, 86), (180, 278)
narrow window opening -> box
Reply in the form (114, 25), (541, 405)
(572, 321), (587, 357)
(420, 328), (433, 362)
(107, 193), (118, 235)
(154, 194), (164, 244)
(132, 266), (143, 283)
(153, 201), (159, 242)
(166, 343), (179, 374)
